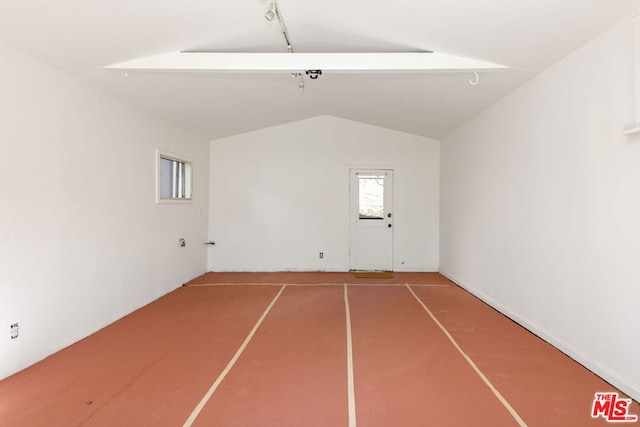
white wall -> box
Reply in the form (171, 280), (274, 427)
(208, 116), (439, 272)
(0, 43), (209, 379)
(441, 18), (640, 400)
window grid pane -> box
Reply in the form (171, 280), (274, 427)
(159, 155), (192, 201)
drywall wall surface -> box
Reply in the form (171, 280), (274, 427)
(0, 43), (209, 379)
(441, 18), (640, 400)
(208, 115), (439, 272)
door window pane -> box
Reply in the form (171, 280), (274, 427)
(358, 174), (384, 219)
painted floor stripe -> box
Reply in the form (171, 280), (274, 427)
(405, 284), (528, 427)
(182, 284), (287, 427)
(344, 285), (357, 427)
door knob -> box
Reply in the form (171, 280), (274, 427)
(388, 224), (392, 228)
(387, 213), (392, 218)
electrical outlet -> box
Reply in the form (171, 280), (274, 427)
(319, 252), (324, 259)
(10, 323), (18, 339)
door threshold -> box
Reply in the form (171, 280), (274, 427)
(353, 272), (394, 279)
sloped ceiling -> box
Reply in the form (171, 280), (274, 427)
(0, 0), (639, 140)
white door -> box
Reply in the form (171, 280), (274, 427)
(349, 169), (393, 271)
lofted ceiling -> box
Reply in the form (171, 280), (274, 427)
(0, 0), (639, 140)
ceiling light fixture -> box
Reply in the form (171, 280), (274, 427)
(264, 5), (276, 22)
(266, 0), (292, 52)
(263, 0), (307, 88)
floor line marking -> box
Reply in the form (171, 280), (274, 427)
(182, 284), (287, 427)
(405, 284), (528, 427)
(343, 284), (357, 427)
(187, 282), (449, 288)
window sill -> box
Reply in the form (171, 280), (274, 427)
(156, 198), (193, 204)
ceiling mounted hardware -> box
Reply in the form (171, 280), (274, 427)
(469, 71), (480, 85)
(306, 70), (322, 79)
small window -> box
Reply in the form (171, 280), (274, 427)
(156, 149), (192, 203)
(358, 173), (385, 219)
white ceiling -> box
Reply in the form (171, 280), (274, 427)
(1, 0), (639, 140)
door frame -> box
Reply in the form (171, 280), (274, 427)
(348, 166), (395, 271)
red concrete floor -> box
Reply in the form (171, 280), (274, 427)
(348, 286), (517, 426)
(0, 272), (637, 426)
(192, 286), (348, 427)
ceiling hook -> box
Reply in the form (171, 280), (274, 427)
(469, 71), (479, 85)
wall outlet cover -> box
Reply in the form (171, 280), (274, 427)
(10, 323), (18, 339)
